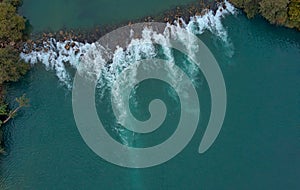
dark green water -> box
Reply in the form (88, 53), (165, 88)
(19, 0), (197, 31)
(1, 1), (300, 190)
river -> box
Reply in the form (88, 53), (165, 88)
(1, 0), (300, 189)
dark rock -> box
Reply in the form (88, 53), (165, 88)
(64, 42), (70, 50)
(70, 42), (76, 48)
(75, 48), (80, 55)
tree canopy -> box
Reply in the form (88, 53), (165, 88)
(0, 1), (25, 43)
(0, 0), (29, 86)
(260, 0), (290, 25)
(3, 0), (23, 7)
(0, 47), (29, 85)
(229, 0), (300, 30)
(289, 1), (300, 22)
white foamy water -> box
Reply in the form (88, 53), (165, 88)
(20, 39), (94, 88)
(186, 0), (235, 40)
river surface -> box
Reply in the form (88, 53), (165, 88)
(19, 0), (198, 31)
(1, 0), (300, 189)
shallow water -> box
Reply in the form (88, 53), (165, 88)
(1, 1), (300, 190)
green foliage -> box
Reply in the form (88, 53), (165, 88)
(0, 93), (29, 127)
(3, 0), (23, 7)
(229, 0), (261, 18)
(259, 0), (290, 25)
(288, 0), (300, 22)
(0, 0), (27, 152)
(0, 103), (6, 126)
(229, 0), (300, 30)
(0, 47), (30, 84)
(0, 0), (29, 85)
(243, 0), (260, 18)
(0, 1), (25, 42)
(0, 104), (7, 115)
(16, 94), (30, 108)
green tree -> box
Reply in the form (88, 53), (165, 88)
(288, 0), (300, 22)
(0, 47), (30, 84)
(0, 104), (7, 116)
(0, 1), (25, 43)
(3, 0), (23, 7)
(229, 0), (300, 30)
(1, 94), (29, 125)
(229, 0), (261, 18)
(0, 0), (28, 153)
(260, 0), (290, 25)
(0, 104), (7, 126)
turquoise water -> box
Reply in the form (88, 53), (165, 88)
(19, 0), (197, 31)
(1, 1), (300, 190)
